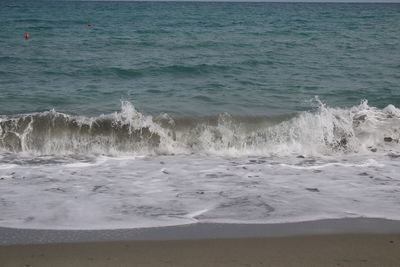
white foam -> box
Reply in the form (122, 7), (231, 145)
(0, 152), (399, 230)
(0, 164), (18, 169)
(1, 100), (399, 157)
(63, 157), (107, 168)
(186, 208), (212, 219)
(1, 100), (400, 230)
(280, 159), (385, 170)
(64, 162), (96, 168)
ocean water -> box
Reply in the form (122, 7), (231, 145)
(0, 1), (400, 229)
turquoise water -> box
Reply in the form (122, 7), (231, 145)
(1, 2), (399, 116)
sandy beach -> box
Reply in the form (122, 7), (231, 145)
(1, 219), (400, 266)
(1, 234), (400, 267)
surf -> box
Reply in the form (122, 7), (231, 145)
(0, 99), (399, 157)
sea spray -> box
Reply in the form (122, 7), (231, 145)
(1, 100), (399, 156)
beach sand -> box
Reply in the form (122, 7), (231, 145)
(1, 234), (400, 267)
(1, 219), (400, 267)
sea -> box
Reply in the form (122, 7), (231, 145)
(0, 1), (400, 230)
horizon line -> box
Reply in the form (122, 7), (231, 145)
(42, 0), (400, 3)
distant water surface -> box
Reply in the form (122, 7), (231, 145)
(0, 1), (399, 116)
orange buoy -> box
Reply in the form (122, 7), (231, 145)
(25, 33), (30, 39)
(87, 24), (92, 27)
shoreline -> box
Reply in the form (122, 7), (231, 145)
(1, 218), (400, 266)
(1, 217), (400, 245)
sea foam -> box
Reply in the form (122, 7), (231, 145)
(0, 100), (399, 157)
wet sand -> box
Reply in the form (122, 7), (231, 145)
(1, 219), (400, 266)
(1, 234), (400, 267)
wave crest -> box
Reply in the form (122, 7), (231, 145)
(0, 100), (399, 156)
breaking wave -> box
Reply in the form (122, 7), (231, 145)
(1, 99), (399, 156)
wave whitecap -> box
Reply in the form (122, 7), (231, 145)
(0, 100), (399, 156)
